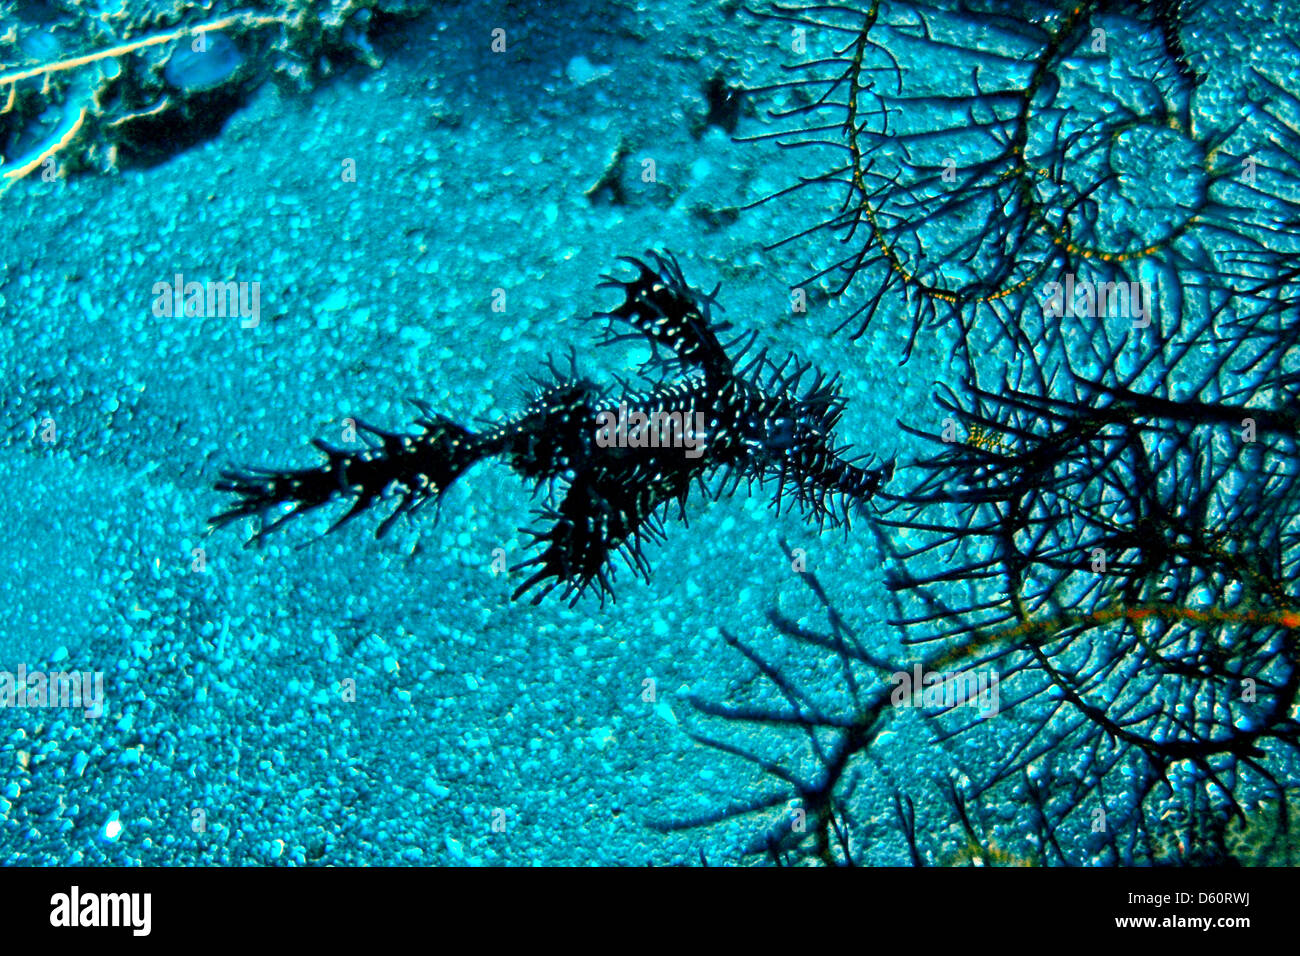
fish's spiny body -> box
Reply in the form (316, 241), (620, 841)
(210, 253), (893, 604)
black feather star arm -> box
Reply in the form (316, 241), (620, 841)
(740, 0), (1300, 382)
(209, 252), (893, 606)
(648, 0), (1300, 864)
(651, 542), (1061, 866)
(875, 369), (1300, 864)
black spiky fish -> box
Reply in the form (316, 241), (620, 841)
(209, 253), (893, 604)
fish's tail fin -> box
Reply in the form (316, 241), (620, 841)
(210, 404), (482, 544)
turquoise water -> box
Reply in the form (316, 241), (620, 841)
(2, 0), (1298, 865)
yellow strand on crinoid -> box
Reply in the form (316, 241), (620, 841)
(931, 600), (1300, 672)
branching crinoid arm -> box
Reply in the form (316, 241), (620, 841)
(647, 537), (992, 866)
(741, 0), (1300, 387)
(648, 536), (1082, 865)
(853, 11), (1300, 858)
(648, 553), (893, 865)
(1213, 58), (1300, 410)
(672, 0), (1300, 863)
(877, 346), (1300, 863)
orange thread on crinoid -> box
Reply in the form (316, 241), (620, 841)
(932, 599), (1300, 672)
